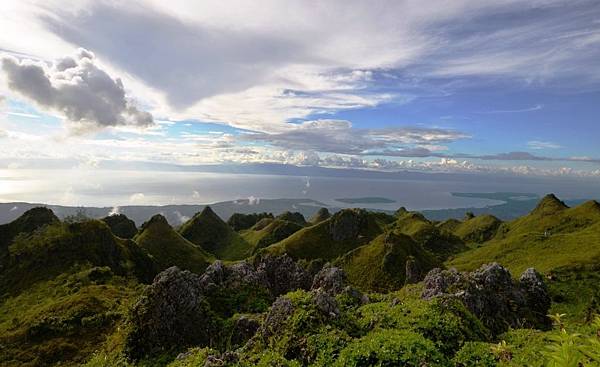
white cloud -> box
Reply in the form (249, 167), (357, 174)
(129, 192), (146, 203)
(242, 119), (468, 156)
(2, 0), (596, 133)
(1, 49), (153, 132)
(527, 140), (562, 150)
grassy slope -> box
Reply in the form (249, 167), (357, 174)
(0, 268), (142, 367)
(335, 231), (440, 292)
(179, 207), (252, 261)
(451, 215), (502, 243)
(392, 212), (466, 259)
(1, 220), (157, 295)
(240, 219), (303, 251)
(448, 197), (600, 275)
(263, 210), (392, 261)
(135, 215), (214, 274)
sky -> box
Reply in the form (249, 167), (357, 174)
(1, 0), (600, 205)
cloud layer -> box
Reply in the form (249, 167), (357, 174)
(1, 49), (153, 132)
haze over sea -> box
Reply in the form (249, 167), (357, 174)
(2, 168), (599, 211)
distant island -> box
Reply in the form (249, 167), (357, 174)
(335, 197), (396, 204)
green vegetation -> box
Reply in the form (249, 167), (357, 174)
(336, 232), (439, 292)
(3, 194), (600, 366)
(264, 209), (393, 261)
(101, 214), (138, 239)
(393, 211), (466, 259)
(135, 214), (214, 273)
(448, 196), (600, 274)
(179, 206), (252, 260)
(241, 219), (303, 251)
(227, 212), (274, 231)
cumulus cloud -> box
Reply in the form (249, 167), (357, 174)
(243, 119), (468, 157)
(1, 49), (153, 132)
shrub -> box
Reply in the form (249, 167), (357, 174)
(334, 329), (448, 366)
(452, 342), (497, 367)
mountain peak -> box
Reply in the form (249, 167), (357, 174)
(200, 205), (217, 217)
(310, 207), (331, 224)
(532, 194), (568, 215)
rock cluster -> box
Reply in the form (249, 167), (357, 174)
(125, 254), (313, 360)
(421, 263), (551, 334)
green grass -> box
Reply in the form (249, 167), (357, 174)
(240, 219), (303, 251)
(179, 206), (253, 260)
(263, 209), (390, 261)
(2, 220), (157, 295)
(0, 266), (142, 367)
(392, 212), (466, 259)
(135, 215), (214, 273)
(335, 231), (439, 292)
(448, 199), (600, 275)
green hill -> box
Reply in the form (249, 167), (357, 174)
(309, 207), (331, 224)
(264, 208), (393, 260)
(1, 219), (157, 295)
(135, 214), (214, 273)
(336, 231), (439, 292)
(227, 212), (274, 231)
(392, 211), (465, 259)
(178, 206), (252, 260)
(448, 195), (600, 274)
(275, 211), (307, 226)
(437, 214), (502, 244)
(101, 213), (138, 239)
(0, 207), (59, 257)
(240, 219), (303, 251)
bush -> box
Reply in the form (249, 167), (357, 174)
(452, 342), (497, 367)
(334, 329), (448, 367)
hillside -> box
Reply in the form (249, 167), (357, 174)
(135, 214), (214, 273)
(240, 218), (304, 251)
(448, 195), (600, 274)
(0, 207), (59, 257)
(2, 197), (600, 366)
(336, 231), (440, 292)
(438, 214), (503, 244)
(178, 206), (252, 260)
(263, 208), (394, 260)
(392, 211), (466, 259)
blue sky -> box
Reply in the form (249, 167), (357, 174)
(1, 0), (600, 186)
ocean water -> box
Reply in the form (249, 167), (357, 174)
(1, 168), (599, 210)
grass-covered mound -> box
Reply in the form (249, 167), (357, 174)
(101, 214), (138, 239)
(241, 219), (304, 251)
(275, 211), (307, 226)
(438, 214), (502, 244)
(448, 195), (600, 274)
(1, 219), (157, 295)
(135, 214), (214, 273)
(179, 206), (252, 260)
(227, 212), (274, 231)
(392, 211), (465, 259)
(0, 267), (143, 367)
(263, 209), (393, 261)
(0, 207), (59, 257)
(335, 231), (439, 292)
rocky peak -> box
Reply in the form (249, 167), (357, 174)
(532, 194), (568, 216)
(329, 208), (368, 241)
(421, 263), (551, 334)
(310, 207), (331, 224)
